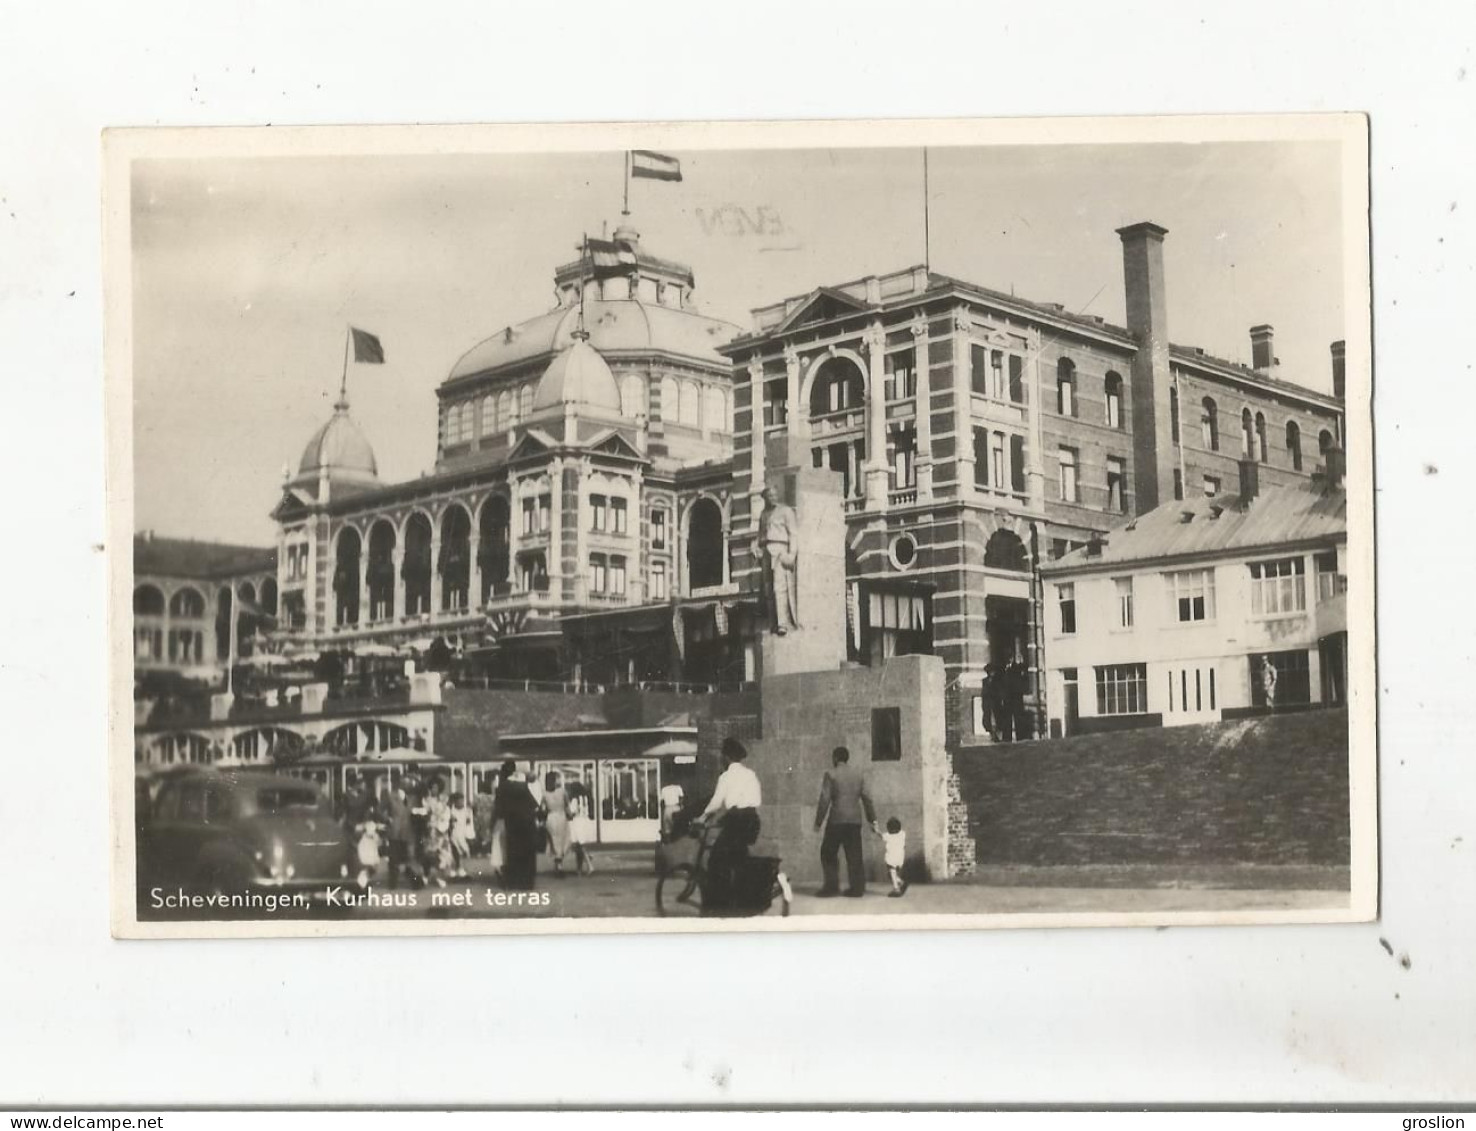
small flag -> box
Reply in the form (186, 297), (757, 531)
(630, 150), (682, 183)
(350, 327), (385, 364)
(587, 236), (638, 274)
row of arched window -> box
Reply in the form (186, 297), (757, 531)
(1190, 394), (1332, 471)
(133, 579), (278, 620)
(1053, 360), (1126, 428)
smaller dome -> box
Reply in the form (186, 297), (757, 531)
(298, 400), (378, 480)
(533, 336), (621, 413)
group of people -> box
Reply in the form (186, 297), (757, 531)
(341, 761), (596, 892)
(981, 659), (1034, 743)
(691, 739), (909, 910)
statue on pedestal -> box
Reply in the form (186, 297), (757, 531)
(759, 485), (800, 635)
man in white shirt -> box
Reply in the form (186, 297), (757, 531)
(659, 781), (686, 841)
(695, 737), (762, 910)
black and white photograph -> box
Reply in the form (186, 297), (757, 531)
(108, 117), (1375, 936)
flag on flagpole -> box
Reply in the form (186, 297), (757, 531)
(350, 327), (385, 364)
(630, 150), (682, 182)
(587, 236), (638, 278)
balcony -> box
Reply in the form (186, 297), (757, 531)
(888, 489), (918, 507)
(810, 408), (865, 436)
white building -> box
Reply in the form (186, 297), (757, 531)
(1039, 457), (1347, 736)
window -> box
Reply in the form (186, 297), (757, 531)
(1203, 475), (1220, 498)
(679, 381), (700, 426)
(537, 494), (551, 533)
(1319, 429), (1333, 457)
(1251, 649), (1312, 707)
(521, 498), (537, 536)
(1173, 468), (1184, 501)
(519, 552), (547, 591)
(1202, 397), (1219, 451)
(1058, 447), (1079, 503)
(589, 554), (607, 594)
(1256, 412), (1268, 462)
(1315, 551), (1345, 600)
(885, 349), (917, 401)
(481, 394), (497, 435)
(1008, 354), (1025, 403)
(611, 498), (628, 535)
(763, 378), (788, 428)
(1056, 359), (1076, 416)
(1287, 420), (1303, 471)
(888, 426), (916, 490)
(1104, 372), (1124, 429)
(1249, 557), (1307, 617)
(1057, 582), (1076, 635)
(443, 402), (471, 446)
(702, 386), (726, 432)
(1106, 456), (1127, 514)
(590, 494), (607, 532)
(1009, 435), (1026, 494)
(499, 390), (514, 427)
(864, 590), (931, 663)
(649, 560), (668, 601)
(1170, 384), (1180, 444)
(1115, 577), (1134, 629)
(973, 427), (989, 488)
(620, 375), (645, 419)
(519, 384), (533, 420)
(990, 350), (1007, 400)
(1095, 663), (1148, 715)
(609, 556), (627, 596)
(1166, 568), (1216, 622)
(970, 343), (989, 396)
(1241, 408), (1254, 458)
(871, 707), (902, 761)
(991, 433), (1005, 488)
(650, 507), (668, 550)
(660, 376), (679, 423)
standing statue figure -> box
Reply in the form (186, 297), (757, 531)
(1260, 655), (1279, 708)
(759, 484), (801, 635)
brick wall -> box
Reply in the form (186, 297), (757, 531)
(952, 707), (1349, 866)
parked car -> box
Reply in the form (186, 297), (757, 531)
(138, 768), (351, 898)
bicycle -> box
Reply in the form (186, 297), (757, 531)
(655, 820), (792, 918)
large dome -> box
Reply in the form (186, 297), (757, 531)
(534, 337), (621, 413)
(446, 298), (742, 384)
(298, 400), (378, 480)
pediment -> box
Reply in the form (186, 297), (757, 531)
(774, 287), (873, 334)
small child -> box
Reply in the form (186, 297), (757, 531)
(878, 817), (908, 897)
(448, 791), (474, 879)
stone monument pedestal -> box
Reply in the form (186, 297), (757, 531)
(758, 463), (848, 678)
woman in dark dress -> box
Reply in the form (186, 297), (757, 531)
(492, 760), (540, 890)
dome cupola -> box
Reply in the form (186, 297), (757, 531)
(295, 395), (379, 486)
(533, 334), (621, 414)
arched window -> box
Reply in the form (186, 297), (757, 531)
(1255, 412), (1268, 462)
(1104, 371), (1124, 429)
(1318, 429), (1333, 456)
(260, 577), (278, 617)
(1169, 384), (1180, 444)
(660, 376), (679, 423)
(1201, 397), (1219, 451)
(134, 584), (165, 617)
(1240, 408), (1254, 458)
(402, 513), (433, 616)
(809, 357), (865, 418)
(499, 389), (515, 428)
(983, 529), (1029, 572)
(620, 374), (645, 419)
(1056, 359), (1076, 417)
(215, 587), (233, 661)
(438, 505), (472, 611)
(168, 586), (206, 619)
(1286, 421), (1303, 471)
(518, 384), (533, 420)
(333, 527), (362, 626)
(481, 394), (497, 436)
(686, 498), (725, 591)
(367, 521), (397, 622)
(702, 385), (726, 432)
(678, 380), (700, 427)
(478, 495), (511, 601)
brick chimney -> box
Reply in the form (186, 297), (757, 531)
(1250, 324), (1276, 371)
(1330, 340), (1346, 399)
(1117, 221), (1175, 512)
(1237, 457), (1260, 506)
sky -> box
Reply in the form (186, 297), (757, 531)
(130, 139), (1347, 546)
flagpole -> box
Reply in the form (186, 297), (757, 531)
(340, 325), (351, 405)
(579, 234), (588, 334)
(923, 147), (931, 273)
(622, 151), (631, 217)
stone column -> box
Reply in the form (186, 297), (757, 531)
(467, 506), (482, 611)
(429, 530), (443, 615)
(1027, 329), (1047, 511)
(392, 542), (406, 621)
(912, 320), (933, 501)
(952, 309), (977, 499)
(358, 540), (370, 626)
(304, 514), (319, 635)
(747, 359), (766, 531)
(784, 346), (805, 443)
(863, 323), (889, 509)
(506, 480), (522, 591)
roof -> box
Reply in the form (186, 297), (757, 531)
(445, 298), (742, 384)
(1042, 479), (1347, 575)
(135, 535), (275, 580)
(296, 401), (378, 481)
(533, 338), (621, 413)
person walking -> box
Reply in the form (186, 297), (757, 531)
(492, 760), (540, 891)
(694, 737), (763, 912)
(417, 778), (452, 889)
(471, 779), (496, 857)
(542, 771), (572, 878)
(382, 782), (422, 890)
(566, 778), (595, 875)
(814, 745), (877, 897)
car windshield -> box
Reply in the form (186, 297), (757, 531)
(254, 787), (323, 814)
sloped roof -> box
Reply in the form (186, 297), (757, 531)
(1043, 480), (1347, 575)
(135, 535), (275, 580)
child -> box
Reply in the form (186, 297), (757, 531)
(448, 791), (474, 879)
(878, 816), (908, 897)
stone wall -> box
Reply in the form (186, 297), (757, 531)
(747, 654), (950, 884)
(952, 707), (1350, 866)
